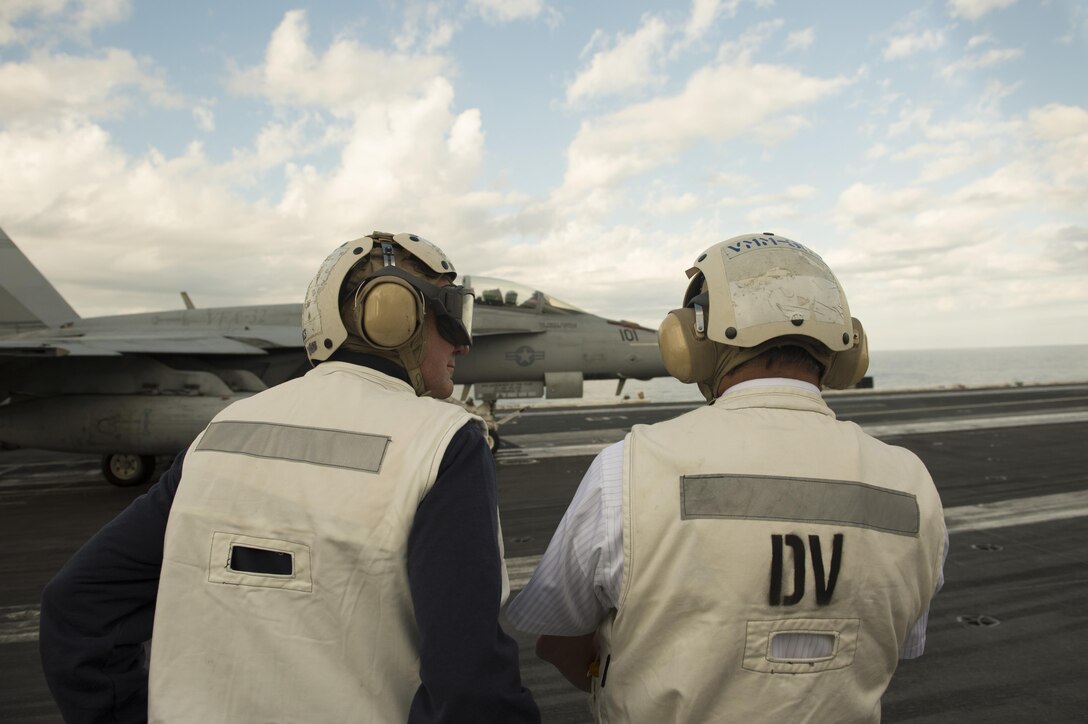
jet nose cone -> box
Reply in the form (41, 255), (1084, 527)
(626, 330), (667, 380)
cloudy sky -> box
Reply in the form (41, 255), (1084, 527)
(1, 0), (1085, 351)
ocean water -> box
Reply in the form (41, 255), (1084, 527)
(483, 344), (1088, 407)
(866, 344), (1088, 391)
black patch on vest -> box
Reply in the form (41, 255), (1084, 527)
(229, 545), (294, 576)
(810, 534), (844, 605)
(769, 535), (784, 605)
(769, 533), (844, 606)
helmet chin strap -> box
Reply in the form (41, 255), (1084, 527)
(337, 324), (432, 396)
(396, 326), (431, 397)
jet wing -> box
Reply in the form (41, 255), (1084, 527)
(471, 327), (546, 337)
(0, 333), (282, 357)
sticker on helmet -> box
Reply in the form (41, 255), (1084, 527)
(722, 235), (811, 258)
(730, 275), (847, 327)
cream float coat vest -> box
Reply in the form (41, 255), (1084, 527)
(148, 362), (501, 724)
(593, 385), (945, 723)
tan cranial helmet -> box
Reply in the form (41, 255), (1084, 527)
(302, 231), (474, 396)
(658, 232), (868, 400)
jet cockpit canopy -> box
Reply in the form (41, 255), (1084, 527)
(464, 276), (585, 315)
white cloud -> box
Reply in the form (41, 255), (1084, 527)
(265, 75), (490, 235)
(560, 60), (848, 200)
(1059, 3), (1088, 45)
(716, 185), (817, 226)
(1028, 103), (1088, 185)
(0, 10), (513, 314)
(468, 0), (557, 25)
(0, 88), (500, 313)
(0, 0), (62, 45)
(0, 48), (180, 123)
(921, 151), (992, 183)
(748, 114), (812, 148)
(448, 108), (484, 160)
(951, 161), (1044, 210)
(834, 183), (930, 228)
(0, 120), (290, 311)
(193, 106), (215, 132)
(1043, 225), (1088, 273)
(235, 116), (325, 174)
(473, 220), (693, 323)
(1028, 103), (1088, 143)
(888, 106), (934, 137)
(715, 19), (784, 63)
(681, 0), (738, 44)
(217, 13), (506, 273)
(883, 28), (946, 60)
(947, 0), (1018, 22)
(785, 27), (815, 52)
(940, 46), (1023, 78)
(71, 0), (130, 34)
(966, 33), (992, 49)
(396, 2), (460, 52)
(1, 2), (1082, 350)
(744, 203), (806, 226)
(565, 15), (669, 105)
(826, 99), (1088, 346)
(878, 99), (1027, 183)
(976, 78), (1021, 112)
(891, 141), (992, 182)
(230, 10), (448, 110)
(643, 191), (702, 216)
(867, 143), (890, 160)
(706, 170), (753, 188)
(0, 0), (130, 46)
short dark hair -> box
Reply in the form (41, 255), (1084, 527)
(735, 344), (825, 379)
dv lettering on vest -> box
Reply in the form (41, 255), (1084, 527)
(768, 533), (843, 606)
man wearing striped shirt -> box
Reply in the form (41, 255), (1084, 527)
(506, 233), (946, 723)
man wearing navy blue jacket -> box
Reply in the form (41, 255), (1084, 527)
(40, 232), (540, 724)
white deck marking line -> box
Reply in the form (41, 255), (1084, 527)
(502, 489), (1088, 590)
(7, 489), (1088, 644)
(861, 410), (1088, 437)
(496, 411), (1088, 462)
(839, 393), (1088, 419)
(505, 385), (1088, 419)
(943, 489), (1088, 534)
(0, 605), (39, 644)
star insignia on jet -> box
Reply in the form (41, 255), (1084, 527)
(506, 345), (545, 367)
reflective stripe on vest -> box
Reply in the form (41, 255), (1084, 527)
(680, 473), (920, 536)
(197, 419), (390, 472)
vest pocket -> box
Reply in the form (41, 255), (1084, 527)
(208, 531), (313, 592)
(742, 617), (859, 674)
(230, 545), (293, 575)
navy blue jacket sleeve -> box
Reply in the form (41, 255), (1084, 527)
(39, 451), (185, 724)
(407, 422), (540, 724)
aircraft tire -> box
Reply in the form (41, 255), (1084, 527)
(101, 453), (156, 487)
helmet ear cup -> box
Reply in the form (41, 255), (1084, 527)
(658, 308), (717, 385)
(355, 276), (425, 349)
(823, 317), (869, 389)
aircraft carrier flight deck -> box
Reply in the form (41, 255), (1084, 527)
(2, 383), (1087, 722)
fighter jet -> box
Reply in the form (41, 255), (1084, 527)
(0, 228), (664, 485)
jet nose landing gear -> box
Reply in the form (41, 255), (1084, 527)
(101, 453), (157, 487)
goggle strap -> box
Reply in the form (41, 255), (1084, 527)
(355, 266), (473, 345)
(380, 241), (397, 268)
